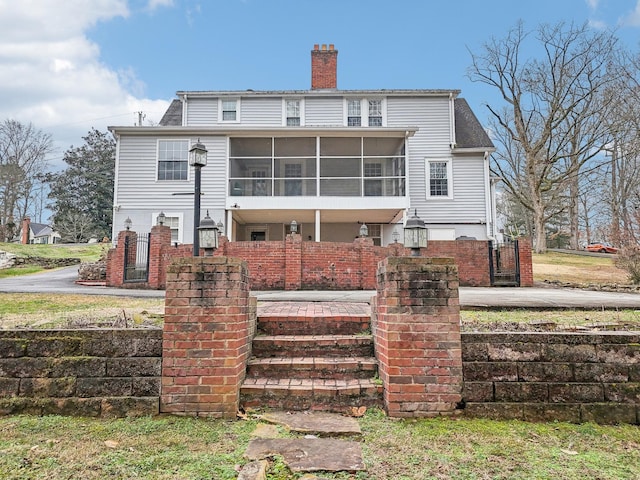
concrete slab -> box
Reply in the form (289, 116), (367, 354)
(260, 411), (362, 436)
(251, 423), (280, 438)
(245, 438), (365, 472)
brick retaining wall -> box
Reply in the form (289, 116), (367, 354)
(0, 329), (161, 417)
(462, 332), (640, 424)
(106, 227), (534, 290)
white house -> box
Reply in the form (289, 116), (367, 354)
(109, 44), (495, 246)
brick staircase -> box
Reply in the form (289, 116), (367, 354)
(240, 302), (383, 412)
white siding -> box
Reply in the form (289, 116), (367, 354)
(305, 97), (343, 126)
(387, 96), (487, 225)
(186, 98), (217, 125)
(240, 97), (281, 125)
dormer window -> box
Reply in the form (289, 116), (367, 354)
(347, 99), (361, 126)
(286, 99), (301, 126)
(368, 99), (383, 126)
(221, 99), (238, 121)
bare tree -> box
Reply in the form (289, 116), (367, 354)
(469, 21), (621, 252)
(0, 120), (53, 242)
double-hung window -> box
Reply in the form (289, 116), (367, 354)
(157, 140), (188, 181)
(286, 99), (301, 126)
(427, 160), (452, 198)
(368, 99), (383, 126)
(221, 99), (238, 121)
(347, 99), (361, 126)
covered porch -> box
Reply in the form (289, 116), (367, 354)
(225, 207), (406, 246)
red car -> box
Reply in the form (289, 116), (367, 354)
(585, 242), (618, 254)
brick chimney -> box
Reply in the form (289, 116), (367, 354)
(21, 217), (30, 244)
(311, 44), (337, 89)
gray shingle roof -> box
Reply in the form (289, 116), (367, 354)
(454, 98), (494, 149)
(30, 223), (53, 237)
(159, 99), (183, 126)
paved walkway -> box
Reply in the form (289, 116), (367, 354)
(2, 266), (640, 308)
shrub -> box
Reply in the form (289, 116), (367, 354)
(614, 244), (640, 284)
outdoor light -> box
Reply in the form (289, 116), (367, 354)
(188, 139), (208, 167)
(392, 229), (400, 243)
(198, 210), (219, 256)
(124, 217), (132, 231)
(189, 139), (208, 256)
(359, 223), (369, 237)
(216, 220), (224, 236)
(290, 220), (298, 234)
(404, 209), (427, 256)
(157, 211), (166, 226)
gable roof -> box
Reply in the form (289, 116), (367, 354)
(30, 223), (53, 237)
(454, 98), (494, 149)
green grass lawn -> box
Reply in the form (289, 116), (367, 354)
(0, 410), (638, 479)
(0, 242), (106, 262)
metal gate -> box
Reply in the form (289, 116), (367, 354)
(123, 233), (150, 283)
(488, 239), (520, 286)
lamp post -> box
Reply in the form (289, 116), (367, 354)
(124, 217), (132, 231)
(189, 139), (208, 256)
(404, 209), (427, 256)
(157, 211), (166, 226)
(359, 222), (368, 237)
(198, 210), (219, 257)
(290, 220), (298, 235)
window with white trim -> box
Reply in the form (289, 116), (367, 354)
(368, 99), (383, 126)
(221, 99), (238, 121)
(154, 213), (182, 244)
(368, 223), (382, 246)
(286, 99), (301, 126)
(427, 160), (452, 198)
(347, 99), (361, 126)
(157, 140), (189, 181)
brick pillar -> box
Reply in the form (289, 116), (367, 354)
(106, 230), (137, 287)
(161, 257), (253, 418)
(518, 237), (534, 287)
(21, 217), (30, 244)
(285, 233), (302, 290)
(355, 237), (376, 289)
(374, 257), (462, 418)
(147, 225), (172, 289)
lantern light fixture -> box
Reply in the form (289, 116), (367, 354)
(124, 217), (132, 231)
(404, 209), (427, 256)
(290, 220), (298, 234)
(198, 210), (219, 256)
(359, 222), (368, 238)
(157, 211), (166, 226)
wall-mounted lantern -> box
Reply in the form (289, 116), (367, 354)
(404, 209), (427, 256)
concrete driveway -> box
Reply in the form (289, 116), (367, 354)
(1, 266), (640, 308)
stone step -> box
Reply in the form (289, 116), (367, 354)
(257, 314), (370, 336)
(240, 377), (383, 413)
(246, 356), (377, 380)
(251, 334), (374, 358)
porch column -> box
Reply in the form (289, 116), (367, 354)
(315, 209), (320, 242)
(226, 210), (234, 241)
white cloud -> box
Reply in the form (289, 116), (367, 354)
(621, 0), (640, 26)
(0, 0), (170, 167)
(147, 0), (174, 11)
(586, 0), (600, 10)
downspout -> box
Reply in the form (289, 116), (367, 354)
(449, 93), (456, 148)
(483, 150), (495, 240)
(181, 94), (188, 126)
(111, 131), (121, 242)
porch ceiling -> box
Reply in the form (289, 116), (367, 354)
(231, 209), (403, 225)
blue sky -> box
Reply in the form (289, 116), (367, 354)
(1, 0), (639, 167)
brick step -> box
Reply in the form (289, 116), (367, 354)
(246, 356), (377, 380)
(251, 335), (374, 358)
(240, 377), (384, 413)
(257, 315), (370, 336)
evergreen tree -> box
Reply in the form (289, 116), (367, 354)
(47, 129), (115, 242)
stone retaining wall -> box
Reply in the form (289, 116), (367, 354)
(0, 329), (161, 417)
(462, 332), (640, 424)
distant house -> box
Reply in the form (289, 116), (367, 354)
(20, 217), (61, 244)
(108, 44), (496, 246)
